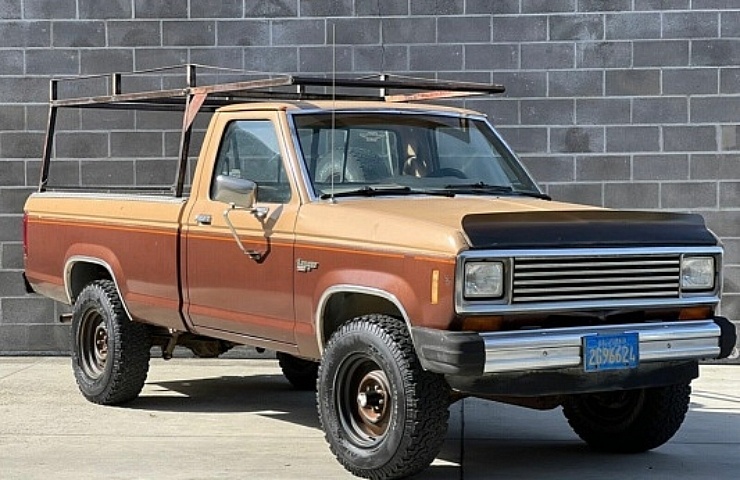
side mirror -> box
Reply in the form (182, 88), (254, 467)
(214, 176), (269, 260)
(213, 175), (257, 209)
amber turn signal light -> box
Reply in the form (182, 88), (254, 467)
(678, 307), (713, 321)
(460, 316), (504, 332)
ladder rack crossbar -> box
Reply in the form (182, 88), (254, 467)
(49, 64), (505, 109)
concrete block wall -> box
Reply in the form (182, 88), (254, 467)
(0, 0), (738, 353)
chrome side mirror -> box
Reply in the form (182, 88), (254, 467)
(214, 175), (257, 209)
(214, 175), (269, 260)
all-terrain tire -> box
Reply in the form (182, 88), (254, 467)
(277, 352), (319, 391)
(315, 147), (387, 183)
(562, 382), (691, 453)
(71, 280), (151, 405)
(317, 315), (450, 480)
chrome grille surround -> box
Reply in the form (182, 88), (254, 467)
(456, 247), (722, 315)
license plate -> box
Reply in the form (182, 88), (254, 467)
(583, 332), (639, 372)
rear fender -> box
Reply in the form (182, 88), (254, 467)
(64, 247), (131, 320)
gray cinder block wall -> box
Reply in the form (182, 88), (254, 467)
(0, 0), (738, 353)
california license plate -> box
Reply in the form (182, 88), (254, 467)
(583, 332), (639, 372)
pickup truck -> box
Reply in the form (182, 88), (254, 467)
(23, 65), (737, 480)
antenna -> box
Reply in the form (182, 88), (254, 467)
(329, 22), (337, 203)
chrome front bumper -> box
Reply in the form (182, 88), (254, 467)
(479, 320), (720, 373)
(412, 317), (736, 377)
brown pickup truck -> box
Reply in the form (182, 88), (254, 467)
(23, 65), (736, 480)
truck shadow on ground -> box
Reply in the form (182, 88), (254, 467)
(126, 374), (740, 479)
(130, 374), (322, 427)
(439, 392), (740, 479)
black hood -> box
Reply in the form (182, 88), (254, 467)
(462, 210), (717, 249)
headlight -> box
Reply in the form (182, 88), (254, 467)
(464, 261), (504, 299)
(681, 256), (715, 291)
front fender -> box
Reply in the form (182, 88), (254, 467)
(295, 255), (456, 358)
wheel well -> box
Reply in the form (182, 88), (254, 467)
(68, 261), (113, 303)
(320, 292), (405, 346)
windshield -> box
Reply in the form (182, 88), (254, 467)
(292, 112), (542, 199)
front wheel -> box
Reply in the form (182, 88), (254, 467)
(562, 382), (691, 453)
(317, 315), (450, 480)
(71, 280), (151, 405)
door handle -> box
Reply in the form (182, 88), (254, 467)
(195, 214), (212, 225)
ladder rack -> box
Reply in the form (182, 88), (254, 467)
(48, 64), (505, 110)
(40, 64), (505, 197)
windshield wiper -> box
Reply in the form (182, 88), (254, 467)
(443, 182), (551, 200)
(320, 185), (455, 200)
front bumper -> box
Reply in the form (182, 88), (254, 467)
(412, 317), (737, 396)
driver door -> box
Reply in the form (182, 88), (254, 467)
(183, 112), (297, 344)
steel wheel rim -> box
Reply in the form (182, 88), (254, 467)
(335, 354), (393, 447)
(78, 309), (108, 379)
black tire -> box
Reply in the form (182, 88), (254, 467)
(277, 352), (319, 391)
(562, 382), (691, 453)
(315, 148), (387, 183)
(317, 315), (450, 480)
(71, 280), (151, 405)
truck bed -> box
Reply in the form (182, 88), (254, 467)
(24, 191), (188, 331)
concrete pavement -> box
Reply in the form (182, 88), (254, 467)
(1, 357), (738, 479)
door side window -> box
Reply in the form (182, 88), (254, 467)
(211, 121), (291, 203)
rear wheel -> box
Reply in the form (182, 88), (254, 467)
(71, 280), (151, 405)
(318, 315), (450, 480)
(277, 352), (319, 391)
(562, 382), (691, 453)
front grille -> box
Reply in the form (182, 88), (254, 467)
(512, 255), (681, 303)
